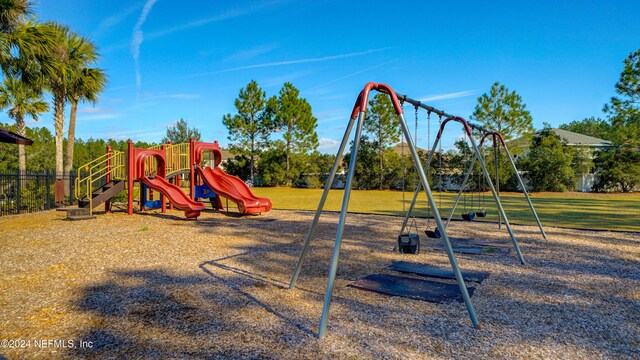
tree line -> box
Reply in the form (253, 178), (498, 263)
(0, 122), (155, 172)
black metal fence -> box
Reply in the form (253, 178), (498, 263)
(0, 171), (75, 216)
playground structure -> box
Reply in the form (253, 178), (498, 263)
(71, 139), (271, 219)
(127, 142), (205, 219)
(290, 82), (546, 338)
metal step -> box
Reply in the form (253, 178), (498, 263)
(67, 207), (90, 217)
(79, 180), (125, 209)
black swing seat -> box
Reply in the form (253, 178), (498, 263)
(424, 227), (441, 239)
(397, 233), (420, 254)
(461, 212), (475, 221)
(475, 210), (487, 217)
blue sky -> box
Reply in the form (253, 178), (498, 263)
(24, 0), (640, 153)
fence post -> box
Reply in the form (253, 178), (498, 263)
(46, 170), (51, 210)
(16, 169), (21, 214)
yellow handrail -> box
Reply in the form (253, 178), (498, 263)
(166, 142), (190, 175)
(74, 150), (125, 215)
(142, 143), (190, 177)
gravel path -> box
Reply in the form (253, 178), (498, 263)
(1, 207), (638, 359)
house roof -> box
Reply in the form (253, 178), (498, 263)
(0, 127), (33, 145)
(551, 128), (613, 147)
(391, 142), (428, 156)
(509, 128), (614, 149)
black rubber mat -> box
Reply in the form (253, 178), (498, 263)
(389, 261), (490, 283)
(432, 243), (510, 255)
(449, 238), (510, 248)
(348, 273), (474, 303)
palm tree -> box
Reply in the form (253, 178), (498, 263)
(42, 22), (97, 178)
(0, 0), (31, 33)
(0, 76), (48, 172)
(0, 1), (54, 87)
(64, 67), (106, 177)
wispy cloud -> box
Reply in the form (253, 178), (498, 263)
(221, 43), (279, 63)
(131, 0), (159, 97)
(304, 59), (396, 92)
(142, 92), (201, 100)
(261, 70), (313, 88)
(78, 127), (165, 142)
(316, 108), (350, 123)
(222, 48), (387, 72)
(183, 48), (389, 79)
(419, 90), (479, 102)
(145, 1), (288, 41)
(78, 113), (120, 121)
(318, 137), (340, 152)
(94, 2), (143, 38)
(79, 107), (113, 114)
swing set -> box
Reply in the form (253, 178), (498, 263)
(289, 82), (548, 338)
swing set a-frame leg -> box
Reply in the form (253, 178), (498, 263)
(289, 113), (357, 290)
(498, 137), (547, 239)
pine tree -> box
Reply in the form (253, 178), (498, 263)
(222, 80), (272, 185)
(364, 93), (401, 189)
(162, 118), (201, 143)
(471, 82), (534, 141)
(603, 49), (640, 146)
(267, 82), (318, 185)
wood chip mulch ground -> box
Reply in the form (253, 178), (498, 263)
(0, 207), (638, 359)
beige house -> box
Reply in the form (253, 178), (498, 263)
(512, 128), (615, 192)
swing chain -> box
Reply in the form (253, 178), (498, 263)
(400, 100), (406, 214)
(426, 110), (432, 220)
(413, 106), (419, 189)
(437, 114), (444, 209)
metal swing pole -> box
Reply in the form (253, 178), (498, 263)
(497, 136), (547, 239)
(493, 134), (502, 230)
(466, 126), (525, 264)
(317, 109), (365, 338)
(397, 112), (479, 330)
(289, 111), (358, 289)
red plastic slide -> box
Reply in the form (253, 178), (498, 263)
(141, 176), (205, 218)
(196, 166), (272, 214)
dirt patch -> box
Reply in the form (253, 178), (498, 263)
(0, 208), (638, 359)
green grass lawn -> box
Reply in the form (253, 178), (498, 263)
(252, 187), (640, 232)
